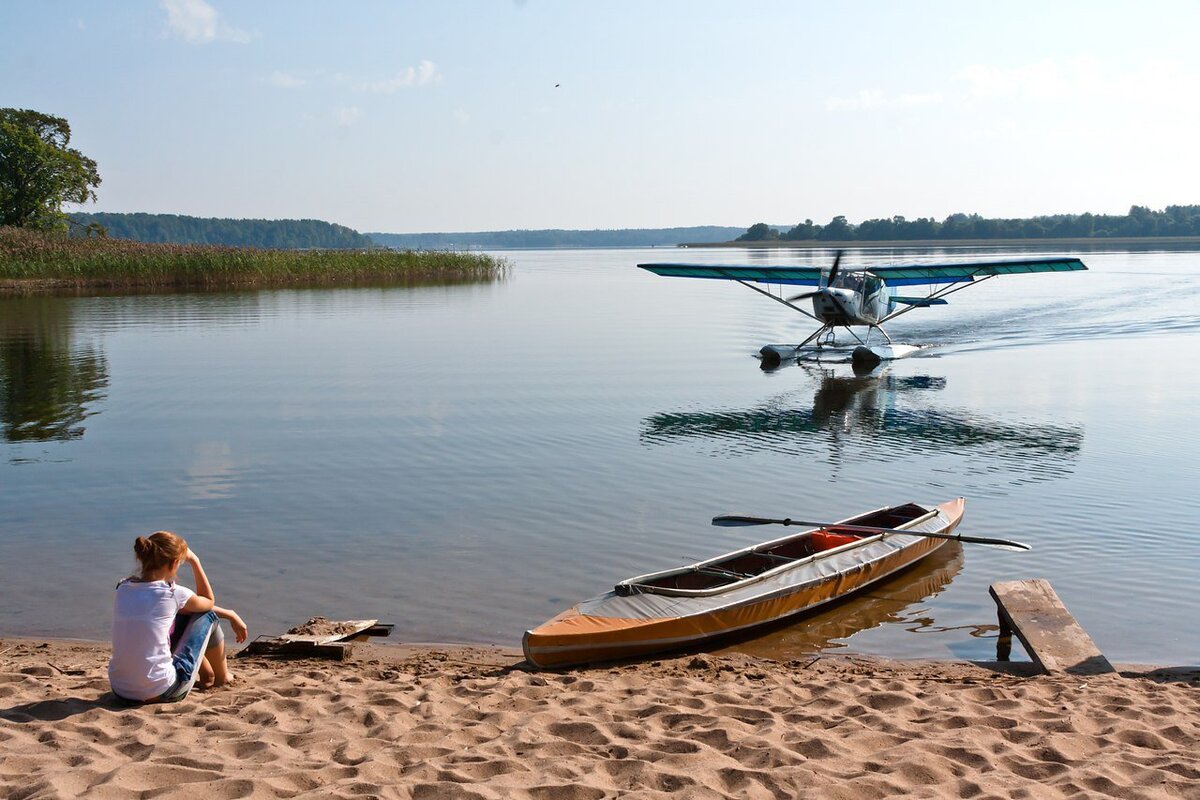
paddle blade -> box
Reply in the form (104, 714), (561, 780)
(711, 515), (778, 527)
(952, 532), (1030, 551)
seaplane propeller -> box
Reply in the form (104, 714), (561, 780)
(786, 250), (843, 302)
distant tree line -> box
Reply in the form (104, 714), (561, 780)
(368, 226), (747, 250)
(67, 212), (375, 249)
(737, 206), (1200, 242)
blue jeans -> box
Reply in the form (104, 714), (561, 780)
(156, 610), (221, 703)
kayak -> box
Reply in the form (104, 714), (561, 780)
(523, 498), (965, 669)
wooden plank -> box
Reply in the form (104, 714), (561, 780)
(989, 579), (1115, 676)
(241, 638), (353, 661)
(348, 624), (394, 641)
(278, 619), (378, 645)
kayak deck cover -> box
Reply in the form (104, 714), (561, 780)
(523, 498), (965, 668)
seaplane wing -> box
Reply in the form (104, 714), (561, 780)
(637, 257), (1086, 286)
(871, 256), (1087, 324)
(636, 263), (825, 286)
(865, 256), (1086, 286)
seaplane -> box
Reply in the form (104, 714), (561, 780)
(637, 252), (1087, 367)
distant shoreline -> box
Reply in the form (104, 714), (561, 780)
(680, 235), (1200, 248)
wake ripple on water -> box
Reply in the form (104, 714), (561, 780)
(899, 253), (1200, 355)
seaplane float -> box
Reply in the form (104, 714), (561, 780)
(637, 252), (1087, 367)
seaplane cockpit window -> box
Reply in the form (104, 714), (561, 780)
(832, 273), (863, 291)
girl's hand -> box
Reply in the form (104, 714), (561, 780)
(185, 547), (200, 563)
(229, 613), (248, 644)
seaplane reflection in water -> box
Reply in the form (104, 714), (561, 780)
(640, 365), (1083, 487)
(638, 251), (1087, 367)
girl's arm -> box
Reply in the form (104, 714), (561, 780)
(181, 594), (214, 613)
(213, 605), (249, 643)
(185, 548), (215, 602)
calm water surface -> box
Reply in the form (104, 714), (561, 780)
(1, 246), (1197, 664)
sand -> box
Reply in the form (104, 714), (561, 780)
(2, 638), (1198, 799)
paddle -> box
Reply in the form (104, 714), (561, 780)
(711, 515), (1031, 551)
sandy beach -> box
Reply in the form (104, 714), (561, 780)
(1, 638), (1197, 799)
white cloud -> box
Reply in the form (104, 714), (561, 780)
(356, 60), (440, 92)
(826, 89), (943, 111)
(957, 56), (1198, 109)
(829, 58), (1196, 117)
(264, 70), (305, 88)
(453, 107), (471, 124)
(335, 106), (362, 127)
(161, 0), (250, 44)
(958, 58), (1097, 101)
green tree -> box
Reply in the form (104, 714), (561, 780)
(736, 222), (781, 241)
(782, 219), (817, 240)
(0, 109), (100, 229)
(818, 215), (855, 241)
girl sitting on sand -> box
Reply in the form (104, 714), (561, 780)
(108, 531), (248, 703)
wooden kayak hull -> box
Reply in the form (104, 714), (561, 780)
(523, 498), (964, 669)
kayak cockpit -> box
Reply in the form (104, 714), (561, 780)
(614, 502), (933, 597)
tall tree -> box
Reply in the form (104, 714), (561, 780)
(0, 109), (100, 229)
(818, 215), (855, 241)
(736, 222), (781, 241)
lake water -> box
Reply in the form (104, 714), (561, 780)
(2, 245), (1198, 665)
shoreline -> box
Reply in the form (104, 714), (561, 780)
(3, 636), (1197, 798)
(679, 235), (1200, 248)
(2, 632), (1194, 675)
(0, 226), (508, 294)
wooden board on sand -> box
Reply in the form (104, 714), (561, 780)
(278, 618), (378, 645)
(241, 619), (387, 661)
(989, 579), (1116, 676)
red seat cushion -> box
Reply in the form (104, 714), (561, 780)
(810, 531), (860, 551)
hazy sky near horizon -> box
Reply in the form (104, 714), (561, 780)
(4, 1), (1199, 233)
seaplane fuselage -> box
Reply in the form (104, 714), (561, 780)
(807, 273), (891, 326)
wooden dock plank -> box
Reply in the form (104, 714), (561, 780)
(278, 619), (378, 645)
(237, 619), (393, 661)
(241, 639), (353, 661)
(989, 579), (1116, 676)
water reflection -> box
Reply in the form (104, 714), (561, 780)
(641, 365), (1083, 485)
(0, 297), (108, 444)
(714, 542), (966, 660)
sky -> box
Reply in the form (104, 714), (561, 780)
(4, 1), (1199, 233)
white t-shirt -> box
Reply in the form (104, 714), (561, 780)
(108, 579), (196, 701)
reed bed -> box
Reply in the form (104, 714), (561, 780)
(0, 227), (508, 292)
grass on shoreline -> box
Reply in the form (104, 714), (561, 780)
(0, 227), (508, 292)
